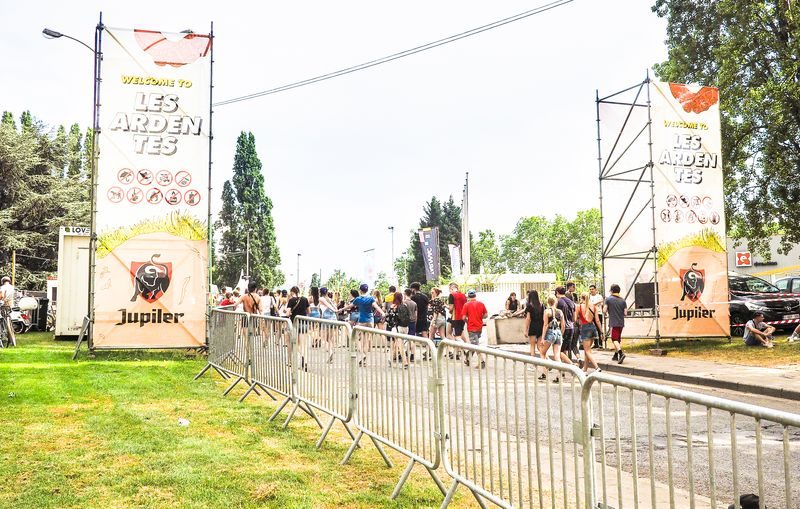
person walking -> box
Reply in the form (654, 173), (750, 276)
(540, 295), (569, 382)
(524, 289), (545, 361)
(462, 289), (487, 369)
(372, 290), (386, 331)
(343, 283), (384, 366)
(588, 284), (605, 349)
(346, 289), (360, 326)
(391, 291), (410, 369)
(287, 286), (310, 370)
(447, 282), (467, 344)
(605, 284), (628, 364)
(240, 281), (262, 314)
(410, 282), (430, 340)
(319, 287), (339, 363)
(576, 292), (602, 373)
(556, 286), (579, 365)
(403, 288), (418, 360)
(429, 287), (447, 343)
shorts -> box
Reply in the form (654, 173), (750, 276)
(433, 316), (446, 329)
(528, 322), (543, 338)
(309, 309), (321, 319)
(408, 322), (417, 336)
(374, 314), (385, 324)
(397, 326), (409, 335)
(744, 336), (762, 346)
(452, 319), (465, 336)
(468, 331), (481, 345)
(323, 309), (336, 320)
(357, 321), (374, 328)
(580, 323), (598, 340)
(349, 312), (359, 323)
(545, 328), (563, 345)
(416, 320), (429, 335)
(610, 326), (623, 342)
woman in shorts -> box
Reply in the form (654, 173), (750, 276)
(539, 295), (567, 382)
(429, 287), (447, 342)
(576, 292), (602, 373)
(372, 290), (386, 330)
(524, 290), (544, 361)
(319, 287), (339, 362)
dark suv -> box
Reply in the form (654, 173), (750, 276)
(728, 272), (800, 335)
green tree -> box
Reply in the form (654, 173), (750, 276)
(324, 269), (360, 299)
(374, 271), (390, 296)
(501, 216), (552, 274)
(215, 132), (283, 288)
(66, 123), (82, 179)
(0, 113), (90, 289)
(652, 0), (800, 255)
(1, 111), (15, 129)
(81, 127), (93, 180)
(404, 195), (463, 283)
(310, 273), (321, 288)
(472, 229), (504, 274)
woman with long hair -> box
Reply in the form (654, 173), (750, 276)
(372, 290), (385, 331)
(287, 286), (310, 371)
(540, 295), (569, 382)
(576, 292), (602, 373)
(320, 287), (338, 363)
(506, 292), (519, 314)
(429, 287), (447, 342)
(391, 291), (409, 369)
(308, 286), (322, 348)
(524, 290), (545, 360)
(347, 289), (359, 327)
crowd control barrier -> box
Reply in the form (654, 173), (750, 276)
(199, 309), (800, 508)
(437, 339), (588, 509)
(342, 326), (446, 500)
(582, 372), (800, 509)
(291, 316), (358, 448)
(195, 309), (249, 396)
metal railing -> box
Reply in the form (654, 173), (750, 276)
(437, 339), (588, 509)
(342, 326), (446, 500)
(582, 372), (800, 509)
(291, 316), (358, 448)
(197, 309), (800, 508)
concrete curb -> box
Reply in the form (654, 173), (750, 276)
(598, 361), (800, 401)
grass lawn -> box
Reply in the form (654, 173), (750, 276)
(625, 334), (800, 366)
(0, 333), (468, 508)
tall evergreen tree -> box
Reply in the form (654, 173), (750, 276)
(66, 123), (82, 179)
(1, 111), (15, 129)
(404, 195), (462, 283)
(81, 127), (93, 180)
(215, 132), (283, 288)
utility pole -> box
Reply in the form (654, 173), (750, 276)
(461, 172), (471, 276)
(296, 253), (301, 286)
(245, 228), (251, 280)
(11, 250), (15, 286)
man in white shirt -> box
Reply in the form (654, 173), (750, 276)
(0, 276), (15, 346)
(588, 285), (605, 349)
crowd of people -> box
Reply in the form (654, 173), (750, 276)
(213, 279), (631, 378)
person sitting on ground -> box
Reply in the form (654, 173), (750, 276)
(744, 312), (775, 348)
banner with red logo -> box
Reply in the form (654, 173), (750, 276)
(651, 81), (730, 337)
(93, 27), (211, 348)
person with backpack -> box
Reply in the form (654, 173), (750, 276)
(391, 291), (411, 369)
(539, 295), (571, 382)
(576, 292), (602, 373)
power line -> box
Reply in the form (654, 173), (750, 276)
(214, 0), (575, 107)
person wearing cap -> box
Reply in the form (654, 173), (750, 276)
(462, 289), (487, 368)
(743, 312), (775, 348)
(343, 283), (385, 366)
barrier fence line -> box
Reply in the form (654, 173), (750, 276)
(195, 309), (249, 396)
(437, 339), (589, 509)
(245, 314), (293, 411)
(199, 309), (800, 508)
(291, 316), (359, 448)
(581, 372), (800, 509)
(341, 326), (447, 500)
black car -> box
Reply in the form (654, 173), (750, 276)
(728, 272), (800, 335)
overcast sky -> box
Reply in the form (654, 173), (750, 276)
(0, 1), (668, 286)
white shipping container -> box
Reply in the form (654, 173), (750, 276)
(55, 226), (90, 338)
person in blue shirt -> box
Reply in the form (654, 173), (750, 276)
(343, 283), (384, 366)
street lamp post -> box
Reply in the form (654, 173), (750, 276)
(296, 253), (301, 286)
(245, 228), (251, 280)
(388, 226), (395, 282)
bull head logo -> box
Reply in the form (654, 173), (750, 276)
(130, 254), (172, 303)
(680, 263), (705, 302)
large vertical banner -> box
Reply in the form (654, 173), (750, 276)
(448, 244), (462, 278)
(651, 81), (729, 337)
(93, 27), (211, 348)
(418, 227), (441, 281)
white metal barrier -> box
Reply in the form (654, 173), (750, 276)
(342, 326), (447, 500)
(437, 339), (588, 509)
(291, 316), (358, 448)
(581, 372), (800, 509)
(199, 309), (800, 508)
(195, 309), (249, 396)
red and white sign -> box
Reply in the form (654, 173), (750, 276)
(735, 251), (752, 267)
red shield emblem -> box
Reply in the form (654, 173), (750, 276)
(130, 254), (172, 303)
(680, 263), (705, 302)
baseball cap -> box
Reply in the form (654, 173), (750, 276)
(467, 289), (476, 298)
(359, 283), (369, 292)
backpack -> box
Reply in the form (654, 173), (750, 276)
(397, 303), (411, 327)
(547, 308), (562, 330)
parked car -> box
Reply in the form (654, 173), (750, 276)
(774, 276), (800, 294)
(729, 272), (800, 336)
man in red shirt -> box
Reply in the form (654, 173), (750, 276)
(448, 282), (468, 342)
(462, 289), (487, 368)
